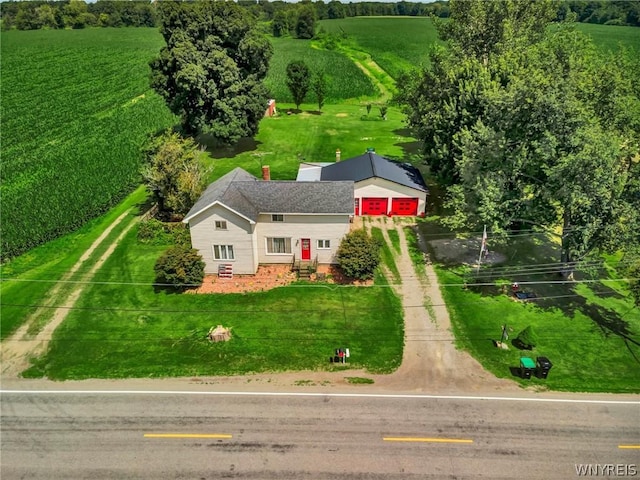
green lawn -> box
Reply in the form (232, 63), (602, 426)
(0, 187), (149, 340)
(412, 220), (640, 393)
(5, 20), (638, 387)
(201, 102), (420, 182)
(370, 226), (400, 283)
(23, 226), (403, 380)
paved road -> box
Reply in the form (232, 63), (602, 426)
(2, 390), (638, 479)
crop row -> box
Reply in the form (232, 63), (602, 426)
(318, 17), (442, 80)
(1, 28), (176, 259)
(265, 36), (376, 103)
(318, 18), (640, 81)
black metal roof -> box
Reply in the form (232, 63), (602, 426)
(184, 167), (354, 223)
(320, 152), (428, 192)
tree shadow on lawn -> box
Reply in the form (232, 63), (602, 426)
(199, 135), (263, 159)
(418, 223), (640, 363)
(392, 128), (423, 162)
(550, 285), (640, 353)
(477, 277), (640, 365)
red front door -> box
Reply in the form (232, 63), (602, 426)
(301, 238), (311, 260)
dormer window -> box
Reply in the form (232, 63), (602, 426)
(271, 214), (284, 222)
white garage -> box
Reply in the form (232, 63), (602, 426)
(316, 151), (428, 217)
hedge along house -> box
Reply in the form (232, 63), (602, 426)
(183, 167), (354, 275)
(297, 150), (428, 216)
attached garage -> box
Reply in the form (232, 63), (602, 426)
(311, 150), (429, 217)
(361, 197), (388, 215)
(390, 197), (418, 216)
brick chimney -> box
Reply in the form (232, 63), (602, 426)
(336, 149), (341, 162)
(261, 165), (271, 181)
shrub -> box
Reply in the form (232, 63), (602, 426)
(336, 229), (381, 280)
(138, 219), (173, 245)
(514, 325), (538, 350)
(138, 220), (191, 247)
(154, 245), (205, 289)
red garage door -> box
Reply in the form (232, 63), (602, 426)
(361, 197), (388, 215)
(390, 198), (419, 216)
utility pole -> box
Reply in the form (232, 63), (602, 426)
(476, 224), (487, 275)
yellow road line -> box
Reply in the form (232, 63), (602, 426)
(383, 437), (473, 444)
(144, 433), (232, 439)
(618, 445), (640, 449)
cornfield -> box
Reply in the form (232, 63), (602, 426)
(1, 28), (177, 259)
(265, 36), (376, 103)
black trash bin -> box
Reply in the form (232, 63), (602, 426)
(519, 357), (535, 379)
(535, 356), (553, 379)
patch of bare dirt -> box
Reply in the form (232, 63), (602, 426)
(429, 237), (507, 265)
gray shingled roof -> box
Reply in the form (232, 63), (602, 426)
(184, 167), (354, 223)
(320, 152), (428, 192)
(184, 167), (258, 222)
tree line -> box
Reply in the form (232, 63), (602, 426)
(2, 0), (639, 32)
(397, 0), (640, 280)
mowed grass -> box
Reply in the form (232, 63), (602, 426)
(318, 18), (639, 80)
(412, 219), (640, 393)
(319, 17), (442, 79)
(23, 227), (403, 380)
(202, 102), (420, 182)
(0, 187), (149, 340)
(370, 226), (400, 283)
(1, 28), (177, 259)
(265, 36), (376, 103)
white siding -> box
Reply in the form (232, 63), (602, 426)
(187, 204), (257, 275)
(256, 214), (351, 264)
(354, 178), (427, 215)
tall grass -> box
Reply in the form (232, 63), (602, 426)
(318, 17), (442, 79)
(265, 36), (376, 103)
(1, 28), (176, 259)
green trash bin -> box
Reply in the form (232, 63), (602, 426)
(520, 357), (535, 379)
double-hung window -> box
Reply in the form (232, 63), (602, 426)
(317, 239), (331, 249)
(266, 237), (291, 254)
(213, 245), (234, 260)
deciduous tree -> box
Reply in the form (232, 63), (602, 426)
(150, 1), (273, 145)
(311, 72), (327, 111)
(399, 0), (640, 276)
(295, 4), (316, 39)
(141, 130), (208, 217)
(286, 60), (311, 110)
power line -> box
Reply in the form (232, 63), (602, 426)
(0, 277), (636, 288)
(1, 291), (629, 316)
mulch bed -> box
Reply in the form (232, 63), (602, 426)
(187, 264), (372, 294)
